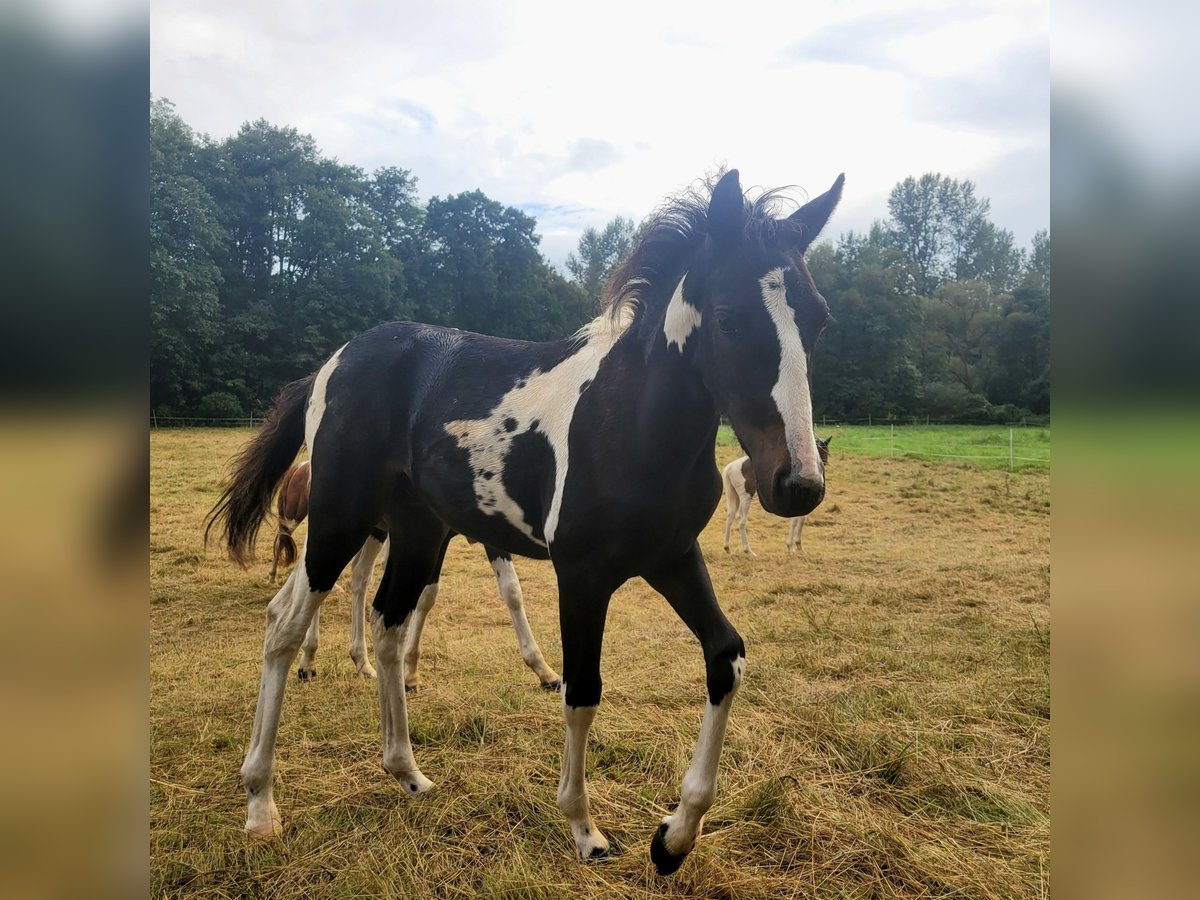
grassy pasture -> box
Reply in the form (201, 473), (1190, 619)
(718, 424), (1051, 470)
(151, 429), (1049, 899)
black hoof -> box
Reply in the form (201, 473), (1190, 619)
(586, 845), (611, 861)
(541, 679), (562, 692)
(404, 683), (420, 693)
(297, 668), (315, 682)
(650, 822), (686, 876)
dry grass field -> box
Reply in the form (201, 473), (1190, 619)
(151, 428), (1049, 899)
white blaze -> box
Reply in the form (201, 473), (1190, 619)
(760, 269), (823, 480)
(663, 275), (701, 351)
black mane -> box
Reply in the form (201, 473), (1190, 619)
(603, 174), (805, 335)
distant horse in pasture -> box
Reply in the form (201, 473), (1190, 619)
(269, 460), (310, 583)
(207, 169), (842, 874)
(723, 436), (831, 556)
(268, 460), (560, 689)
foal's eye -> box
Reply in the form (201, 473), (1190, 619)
(714, 310), (739, 336)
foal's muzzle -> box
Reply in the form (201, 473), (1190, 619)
(766, 467), (825, 518)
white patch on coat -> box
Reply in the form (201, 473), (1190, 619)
(663, 275), (701, 352)
(444, 314), (628, 547)
(305, 344), (347, 461)
(760, 269), (822, 479)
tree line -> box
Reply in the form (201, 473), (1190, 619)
(152, 99), (1048, 422)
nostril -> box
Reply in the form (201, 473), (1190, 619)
(772, 467), (792, 499)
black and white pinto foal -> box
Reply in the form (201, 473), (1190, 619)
(207, 169), (842, 874)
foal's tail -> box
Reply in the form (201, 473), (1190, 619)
(205, 374), (315, 567)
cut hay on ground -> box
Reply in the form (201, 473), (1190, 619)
(151, 429), (1049, 899)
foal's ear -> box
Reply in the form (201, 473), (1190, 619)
(708, 169), (745, 251)
(785, 173), (845, 253)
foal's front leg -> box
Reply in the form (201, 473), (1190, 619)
(555, 574), (616, 860)
(643, 542), (745, 875)
(348, 535), (386, 678)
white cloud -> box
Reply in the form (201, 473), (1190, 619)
(151, 0), (1049, 269)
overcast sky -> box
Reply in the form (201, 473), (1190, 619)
(151, 0), (1048, 271)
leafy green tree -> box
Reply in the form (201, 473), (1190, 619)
(565, 215), (636, 304)
(150, 98), (225, 414)
(958, 220), (1025, 293)
(418, 190), (576, 340)
(201, 120), (408, 406)
(887, 174), (993, 293)
(809, 229), (922, 419)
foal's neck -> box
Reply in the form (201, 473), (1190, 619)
(620, 314), (719, 467)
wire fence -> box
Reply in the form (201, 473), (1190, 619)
(151, 414), (265, 428)
(815, 422), (1050, 470)
(153, 414), (1051, 470)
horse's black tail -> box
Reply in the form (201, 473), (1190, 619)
(205, 374), (315, 567)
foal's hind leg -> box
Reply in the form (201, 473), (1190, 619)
(241, 534), (363, 837)
(737, 496), (756, 556)
(348, 533), (387, 678)
(487, 547), (560, 690)
(400, 544), (444, 692)
(373, 514), (450, 793)
(297, 604), (321, 681)
(787, 516), (805, 556)
(643, 542), (745, 875)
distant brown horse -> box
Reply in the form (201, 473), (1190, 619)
(723, 436), (831, 556)
(266, 460), (560, 689)
(269, 460), (310, 583)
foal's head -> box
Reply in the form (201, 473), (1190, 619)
(691, 170), (843, 518)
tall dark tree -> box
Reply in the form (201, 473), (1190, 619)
(809, 228), (922, 419)
(200, 120), (408, 406)
(150, 99), (225, 414)
(419, 191), (575, 341)
(151, 99), (1052, 420)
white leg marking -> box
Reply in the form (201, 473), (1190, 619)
(663, 275), (701, 351)
(443, 312), (630, 547)
(760, 270), (823, 479)
(241, 559), (329, 837)
(374, 608), (434, 794)
(401, 581), (440, 689)
(557, 694), (609, 858)
(491, 556), (559, 687)
(660, 655), (746, 857)
(349, 536), (386, 678)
